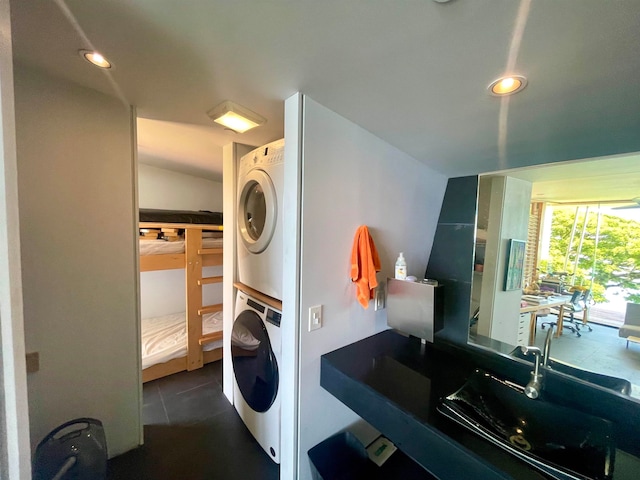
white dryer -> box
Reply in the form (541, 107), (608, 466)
(232, 290), (281, 463)
(237, 139), (284, 301)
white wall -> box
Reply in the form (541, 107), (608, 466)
(281, 93), (303, 480)
(290, 96), (447, 479)
(138, 163), (223, 211)
(139, 266), (223, 318)
(0, 2), (31, 476)
(478, 176), (532, 344)
(221, 142), (254, 402)
(14, 64), (140, 456)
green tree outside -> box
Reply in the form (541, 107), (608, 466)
(539, 207), (640, 304)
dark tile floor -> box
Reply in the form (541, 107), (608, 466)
(108, 361), (280, 479)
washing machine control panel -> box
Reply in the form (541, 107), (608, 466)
(266, 309), (281, 327)
(246, 297), (265, 313)
(250, 153), (282, 166)
(239, 139), (284, 177)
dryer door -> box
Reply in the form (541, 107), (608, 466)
(237, 169), (277, 254)
(231, 309), (279, 413)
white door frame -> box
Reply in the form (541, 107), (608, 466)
(0, 0), (33, 477)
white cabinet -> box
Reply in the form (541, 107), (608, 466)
(517, 314), (529, 346)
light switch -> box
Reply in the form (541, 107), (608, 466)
(374, 286), (386, 311)
(26, 352), (39, 373)
(309, 305), (322, 331)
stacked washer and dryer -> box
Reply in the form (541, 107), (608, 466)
(232, 138), (284, 464)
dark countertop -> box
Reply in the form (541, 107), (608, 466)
(321, 329), (640, 480)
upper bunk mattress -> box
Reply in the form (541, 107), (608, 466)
(139, 237), (223, 256)
(139, 208), (223, 225)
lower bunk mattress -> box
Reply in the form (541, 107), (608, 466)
(142, 311), (223, 369)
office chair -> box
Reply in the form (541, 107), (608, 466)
(567, 289), (593, 332)
(541, 290), (581, 337)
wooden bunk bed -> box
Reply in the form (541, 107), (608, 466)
(138, 209), (224, 383)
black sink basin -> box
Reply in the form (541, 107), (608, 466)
(510, 347), (632, 395)
(438, 369), (615, 480)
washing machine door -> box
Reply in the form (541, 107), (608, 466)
(232, 309), (279, 413)
(238, 169), (277, 254)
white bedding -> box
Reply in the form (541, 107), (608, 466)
(141, 311), (223, 369)
(139, 237), (223, 256)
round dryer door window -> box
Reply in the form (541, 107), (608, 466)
(231, 310), (279, 413)
(238, 169), (277, 254)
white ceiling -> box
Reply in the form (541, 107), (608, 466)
(9, 0), (640, 194)
(486, 152), (640, 205)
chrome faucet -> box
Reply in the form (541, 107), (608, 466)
(542, 324), (555, 368)
(520, 345), (543, 399)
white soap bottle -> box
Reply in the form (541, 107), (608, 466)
(395, 252), (407, 280)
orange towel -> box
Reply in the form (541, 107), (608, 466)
(350, 226), (381, 309)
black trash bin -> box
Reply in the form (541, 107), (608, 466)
(33, 418), (107, 480)
(308, 431), (436, 480)
(308, 431), (375, 480)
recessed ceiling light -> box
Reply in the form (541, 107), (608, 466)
(207, 101), (266, 134)
(488, 75), (527, 96)
(79, 50), (112, 69)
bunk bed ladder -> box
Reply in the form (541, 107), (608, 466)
(185, 227), (224, 371)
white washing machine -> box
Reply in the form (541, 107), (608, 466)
(237, 138), (284, 301)
(232, 290), (281, 463)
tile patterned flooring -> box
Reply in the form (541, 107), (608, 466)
(107, 361), (279, 479)
(106, 324), (640, 477)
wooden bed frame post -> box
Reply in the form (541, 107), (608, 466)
(185, 227), (204, 371)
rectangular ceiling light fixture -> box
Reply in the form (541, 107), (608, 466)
(207, 100), (266, 133)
